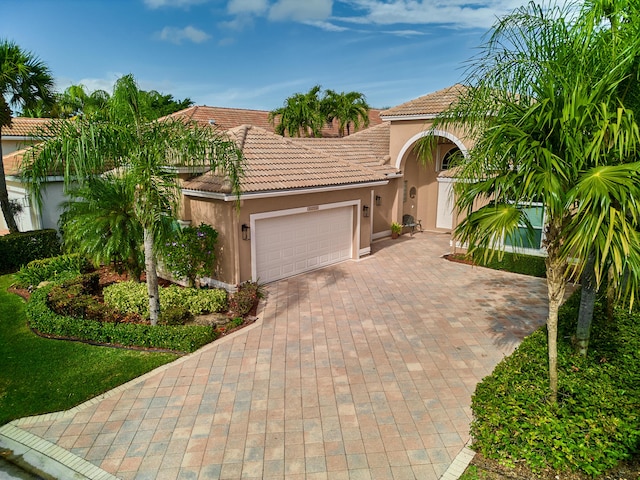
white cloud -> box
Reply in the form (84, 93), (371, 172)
(227, 0), (268, 15)
(302, 20), (349, 32)
(55, 75), (121, 94)
(268, 0), (333, 22)
(341, 0), (527, 29)
(158, 26), (212, 44)
(144, 0), (209, 8)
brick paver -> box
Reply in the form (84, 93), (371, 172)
(7, 233), (550, 479)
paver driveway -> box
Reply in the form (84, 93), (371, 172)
(2, 233), (550, 479)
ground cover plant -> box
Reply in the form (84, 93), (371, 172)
(448, 251), (547, 278)
(0, 274), (178, 426)
(469, 290), (640, 477)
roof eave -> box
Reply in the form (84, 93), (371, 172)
(183, 179), (390, 201)
(379, 114), (438, 122)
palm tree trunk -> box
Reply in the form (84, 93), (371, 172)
(576, 250), (596, 356)
(143, 227), (160, 325)
(544, 220), (566, 404)
(0, 127), (20, 233)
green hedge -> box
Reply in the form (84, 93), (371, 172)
(26, 284), (219, 353)
(470, 291), (640, 476)
(0, 229), (61, 274)
(103, 281), (228, 317)
(479, 251), (547, 278)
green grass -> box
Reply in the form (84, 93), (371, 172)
(0, 275), (178, 425)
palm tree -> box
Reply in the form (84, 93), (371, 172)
(269, 85), (325, 137)
(60, 172), (147, 281)
(431, 1), (640, 402)
(23, 74), (244, 325)
(0, 39), (54, 233)
(322, 90), (370, 137)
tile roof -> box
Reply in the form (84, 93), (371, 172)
(2, 117), (54, 137)
(380, 84), (467, 118)
(166, 105), (383, 138)
(183, 125), (388, 194)
(290, 122), (397, 175)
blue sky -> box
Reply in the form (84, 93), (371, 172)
(1, 0), (528, 111)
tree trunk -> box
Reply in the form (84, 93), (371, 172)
(544, 220), (567, 404)
(144, 227), (160, 325)
(0, 126), (20, 233)
(576, 250), (596, 356)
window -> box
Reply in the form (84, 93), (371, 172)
(440, 147), (460, 171)
(504, 204), (545, 250)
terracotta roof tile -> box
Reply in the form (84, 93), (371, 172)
(184, 125), (387, 194)
(290, 122), (396, 175)
(166, 106), (383, 138)
(381, 84), (467, 118)
(3, 117), (54, 137)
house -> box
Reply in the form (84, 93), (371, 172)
(0, 117), (63, 233)
(178, 85), (472, 289)
(1, 85), (478, 287)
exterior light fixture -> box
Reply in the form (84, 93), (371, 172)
(363, 205), (370, 217)
(375, 195), (381, 206)
(241, 223), (250, 240)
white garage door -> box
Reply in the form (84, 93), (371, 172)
(255, 207), (353, 283)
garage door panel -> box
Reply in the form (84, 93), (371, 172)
(255, 207), (353, 283)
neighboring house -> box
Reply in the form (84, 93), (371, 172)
(0, 117), (64, 233)
(3, 85), (490, 287)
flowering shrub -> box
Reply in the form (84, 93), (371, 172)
(162, 223), (218, 287)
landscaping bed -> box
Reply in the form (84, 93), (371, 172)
(12, 257), (261, 354)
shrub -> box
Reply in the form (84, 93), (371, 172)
(161, 223), (218, 287)
(14, 253), (93, 288)
(479, 251), (546, 277)
(0, 229), (61, 274)
(103, 281), (228, 317)
(27, 284), (218, 353)
(159, 306), (193, 326)
(229, 281), (264, 317)
(470, 290), (640, 476)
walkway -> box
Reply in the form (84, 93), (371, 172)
(0, 233), (550, 479)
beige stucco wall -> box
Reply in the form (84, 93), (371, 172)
(386, 119), (474, 234)
(185, 185), (380, 286)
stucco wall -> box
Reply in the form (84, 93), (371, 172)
(186, 185), (380, 286)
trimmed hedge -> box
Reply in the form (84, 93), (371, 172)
(470, 291), (640, 476)
(103, 281), (228, 317)
(26, 284), (219, 353)
(479, 251), (547, 278)
(0, 229), (61, 274)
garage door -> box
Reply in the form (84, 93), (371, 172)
(255, 207), (353, 283)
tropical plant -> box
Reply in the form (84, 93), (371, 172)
(59, 172), (147, 280)
(269, 85), (325, 137)
(322, 89), (370, 137)
(0, 39), (54, 233)
(23, 74), (244, 325)
(162, 223), (218, 287)
(430, 1), (640, 402)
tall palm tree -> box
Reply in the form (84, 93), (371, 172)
(269, 85), (325, 137)
(0, 39), (54, 233)
(322, 90), (370, 137)
(431, 1), (640, 402)
(23, 74), (244, 325)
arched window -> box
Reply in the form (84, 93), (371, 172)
(441, 147), (461, 171)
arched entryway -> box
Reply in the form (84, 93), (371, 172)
(395, 130), (468, 232)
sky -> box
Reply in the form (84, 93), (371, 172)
(1, 0), (530, 111)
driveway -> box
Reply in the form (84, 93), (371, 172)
(0, 233), (549, 479)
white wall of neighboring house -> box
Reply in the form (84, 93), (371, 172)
(2, 179), (66, 232)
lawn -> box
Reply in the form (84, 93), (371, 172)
(0, 274), (178, 425)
